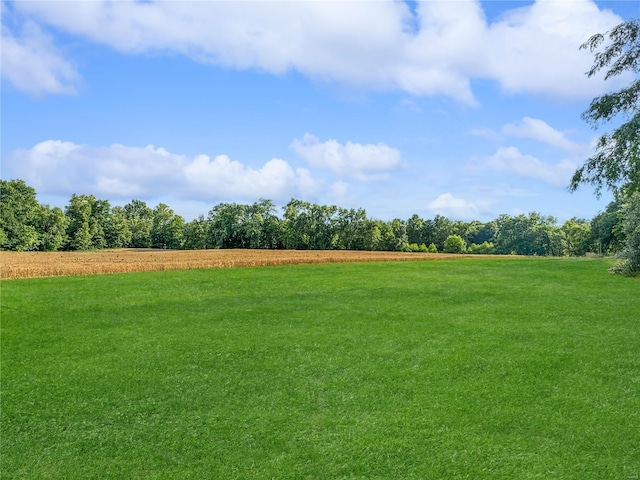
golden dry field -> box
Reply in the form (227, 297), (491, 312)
(0, 249), (473, 279)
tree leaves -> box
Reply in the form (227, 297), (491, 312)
(571, 19), (640, 197)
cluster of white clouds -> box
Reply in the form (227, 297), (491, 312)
(475, 116), (589, 186)
(2, 135), (403, 205)
(2, 114), (592, 218)
(290, 134), (403, 182)
(2, 0), (618, 220)
(484, 146), (578, 188)
(501, 117), (585, 154)
(428, 116), (591, 217)
(4, 140), (310, 201)
(426, 192), (492, 219)
(1, 0), (624, 102)
(1, 18), (79, 96)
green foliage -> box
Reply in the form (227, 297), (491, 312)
(494, 213), (563, 256)
(151, 203), (184, 249)
(208, 200), (282, 249)
(283, 200), (343, 250)
(430, 215), (454, 251)
(0, 179), (42, 251)
(468, 241), (495, 254)
(124, 199), (153, 248)
(3, 259), (639, 478)
(610, 191), (640, 275)
(334, 207), (371, 250)
(37, 207), (69, 251)
(182, 215), (210, 250)
(590, 200), (622, 254)
(65, 194), (110, 250)
(570, 18), (639, 196)
(443, 234), (466, 253)
(104, 206), (132, 248)
(0, 179), (629, 259)
(373, 219), (407, 251)
(403, 242), (428, 253)
(561, 218), (592, 256)
(571, 19), (640, 274)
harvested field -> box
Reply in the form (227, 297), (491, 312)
(1, 249), (476, 279)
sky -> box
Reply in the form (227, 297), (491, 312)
(2, 0), (639, 223)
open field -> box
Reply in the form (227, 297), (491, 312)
(2, 258), (639, 478)
(1, 249), (479, 279)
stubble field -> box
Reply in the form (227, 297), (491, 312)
(1, 248), (477, 279)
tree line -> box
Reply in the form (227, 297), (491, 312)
(0, 178), (626, 257)
(4, 20), (638, 271)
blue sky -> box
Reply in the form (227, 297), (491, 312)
(2, 0), (638, 222)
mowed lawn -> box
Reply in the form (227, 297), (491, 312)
(1, 257), (639, 479)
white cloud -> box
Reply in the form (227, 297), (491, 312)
(484, 146), (578, 187)
(183, 154), (319, 200)
(0, 20), (80, 96)
(502, 117), (584, 153)
(9, 0), (625, 103)
(2, 140), (320, 203)
(480, 0), (624, 98)
(427, 193), (490, 219)
(327, 181), (350, 206)
(291, 134), (402, 182)
(470, 127), (500, 142)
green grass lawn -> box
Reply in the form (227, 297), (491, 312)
(2, 257), (639, 479)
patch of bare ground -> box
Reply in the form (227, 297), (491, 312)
(0, 249), (491, 279)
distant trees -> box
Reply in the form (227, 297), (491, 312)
(0, 178), (627, 259)
(494, 213), (564, 256)
(105, 206), (132, 248)
(443, 235), (466, 254)
(468, 241), (495, 255)
(0, 179), (68, 251)
(207, 200), (281, 249)
(182, 216), (209, 250)
(124, 200), (153, 248)
(38, 206), (68, 251)
(283, 200), (339, 250)
(589, 200), (622, 254)
(65, 194), (110, 250)
(151, 204), (184, 249)
(561, 218), (592, 257)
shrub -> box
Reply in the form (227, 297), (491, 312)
(468, 241), (496, 254)
(403, 243), (430, 253)
(443, 234), (467, 254)
(610, 192), (640, 276)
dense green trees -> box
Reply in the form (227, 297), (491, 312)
(151, 204), (184, 249)
(105, 206), (132, 248)
(0, 179), (68, 251)
(570, 19), (639, 196)
(0, 178), (627, 257)
(561, 218), (592, 257)
(570, 18), (639, 275)
(38, 206), (68, 251)
(610, 192), (640, 275)
(443, 235), (466, 254)
(65, 194), (110, 250)
(124, 200), (153, 248)
(493, 213), (566, 256)
(207, 200), (281, 249)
